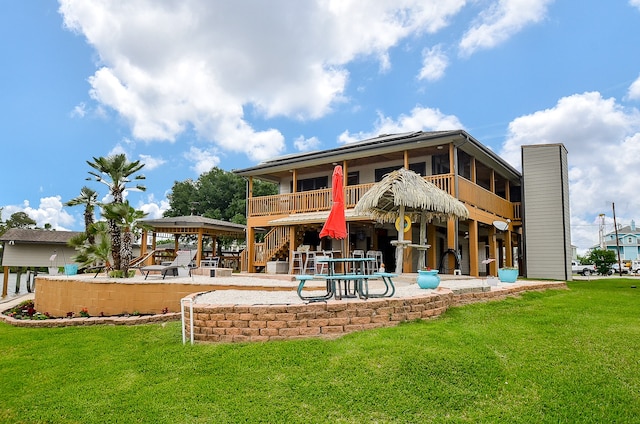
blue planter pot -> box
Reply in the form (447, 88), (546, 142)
(64, 264), (78, 276)
(498, 268), (518, 283)
(417, 269), (440, 289)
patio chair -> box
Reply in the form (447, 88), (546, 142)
(140, 250), (196, 280)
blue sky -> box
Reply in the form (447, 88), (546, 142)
(2, 1), (640, 252)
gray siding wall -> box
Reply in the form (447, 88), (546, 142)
(2, 244), (79, 268)
(522, 144), (571, 280)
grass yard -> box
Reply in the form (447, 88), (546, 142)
(1, 279), (639, 423)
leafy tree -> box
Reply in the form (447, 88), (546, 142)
(165, 167), (277, 224)
(65, 186), (99, 244)
(586, 248), (616, 275)
(5, 212), (36, 229)
(86, 154), (146, 270)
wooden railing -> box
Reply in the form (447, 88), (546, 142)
(457, 177), (515, 220)
(249, 175), (455, 216)
(249, 188), (332, 216)
(247, 173), (519, 224)
(252, 226), (291, 267)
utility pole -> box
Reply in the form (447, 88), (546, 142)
(598, 213), (606, 250)
(613, 203), (622, 276)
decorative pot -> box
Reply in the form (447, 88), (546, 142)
(498, 268), (518, 283)
(417, 269), (440, 289)
(64, 264), (78, 276)
(48, 267), (59, 276)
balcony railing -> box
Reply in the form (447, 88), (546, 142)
(248, 174), (519, 221)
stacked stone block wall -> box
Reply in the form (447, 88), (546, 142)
(184, 282), (567, 343)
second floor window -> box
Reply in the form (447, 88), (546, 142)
(296, 176), (328, 192)
(375, 163), (426, 181)
(432, 154), (450, 175)
(347, 171), (359, 186)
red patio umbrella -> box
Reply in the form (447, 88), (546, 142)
(319, 165), (347, 239)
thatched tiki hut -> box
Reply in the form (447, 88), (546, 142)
(354, 168), (469, 274)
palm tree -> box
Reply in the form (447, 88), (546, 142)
(65, 186), (98, 244)
(103, 202), (149, 275)
(86, 154), (146, 271)
(68, 221), (111, 270)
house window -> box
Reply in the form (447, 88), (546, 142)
(458, 151), (472, 179)
(432, 154), (450, 175)
(296, 176), (328, 192)
(375, 163), (426, 182)
(347, 171), (359, 186)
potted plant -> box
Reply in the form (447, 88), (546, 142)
(498, 267), (519, 283)
(417, 267), (440, 289)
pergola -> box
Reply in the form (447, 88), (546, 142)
(139, 216), (246, 266)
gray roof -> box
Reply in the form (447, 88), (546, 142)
(140, 215), (246, 233)
(0, 228), (82, 244)
(232, 129), (522, 181)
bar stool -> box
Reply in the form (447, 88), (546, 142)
(291, 251), (305, 274)
(314, 250), (333, 274)
(366, 250), (383, 274)
(345, 249), (364, 273)
(304, 251), (317, 275)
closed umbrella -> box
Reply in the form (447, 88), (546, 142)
(319, 165), (347, 239)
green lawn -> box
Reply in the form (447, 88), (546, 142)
(1, 279), (639, 423)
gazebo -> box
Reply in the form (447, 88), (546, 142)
(139, 216), (246, 267)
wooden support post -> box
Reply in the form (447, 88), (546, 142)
(488, 226), (497, 276)
(469, 220), (479, 277)
(427, 224), (437, 269)
(505, 229), (513, 267)
(2, 266), (8, 298)
(197, 229), (204, 266)
(447, 218), (457, 272)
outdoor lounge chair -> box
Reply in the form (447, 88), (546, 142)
(140, 250), (196, 280)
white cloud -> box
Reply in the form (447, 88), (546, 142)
(107, 143), (128, 157)
(70, 102), (86, 118)
(293, 136), (321, 152)
(138, 154), (166, 171)
(58, 0), (466, 163)
(137, 195), (169, 220)
(338, 106), (464, 144)
(184, 147), (221, 175)
(3, 197), (76, 231)
(459, 0), (554, 56)
(499, 91), (640, 250)
(418, 45), (449, 81)
(631, 0), (640, 11)
(628, 75), (640, 100)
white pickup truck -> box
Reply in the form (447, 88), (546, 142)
(571, 260), (596, 276)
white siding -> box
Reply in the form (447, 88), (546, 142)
(522, 144), (571, 280)
(2, 243), (79, 268)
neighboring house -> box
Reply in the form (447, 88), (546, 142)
(0, 228), (83, 270)
(600, 220), (640, 261)
(234, 130), (555, 277)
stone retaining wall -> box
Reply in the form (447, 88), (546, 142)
(184, 282), (567, 344)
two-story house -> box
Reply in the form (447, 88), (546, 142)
(601, 220), (640, 261)
(234, 130), (527, 277)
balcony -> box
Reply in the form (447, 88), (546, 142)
(248, 174), (520, 222)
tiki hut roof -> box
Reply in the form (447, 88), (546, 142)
(354, 168), (469, 223)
